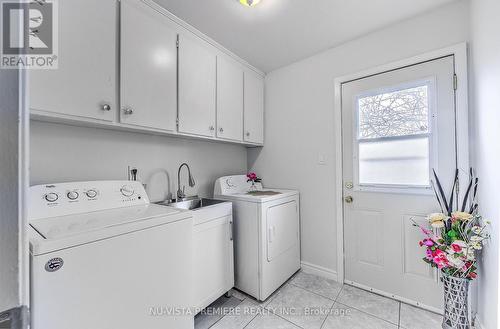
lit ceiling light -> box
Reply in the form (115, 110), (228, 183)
(239, 0), (261, 7)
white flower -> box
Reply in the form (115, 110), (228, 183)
(452, 212), (473, 221)
(428, 213), (447, 223)
(470, 235), (484, 242)
(447, 254), (465, 268)
(431, 221), (445, 229)
(428, 213), (447, 229)
(471, 241), (483, 250)
(471, 226), (483, 234)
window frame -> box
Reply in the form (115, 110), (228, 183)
(352, 78), (439, 194)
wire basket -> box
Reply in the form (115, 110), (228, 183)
(442, 274), (471, 329)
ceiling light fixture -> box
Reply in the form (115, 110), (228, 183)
(239, 0), (261, 7)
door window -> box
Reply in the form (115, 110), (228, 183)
(354, 80), (436, 191)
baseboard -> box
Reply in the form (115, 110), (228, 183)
(300, 261), (338, 282)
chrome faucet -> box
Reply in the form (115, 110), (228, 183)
(177, 163), (196, 201)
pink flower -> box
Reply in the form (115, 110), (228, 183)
(432, 249), (449, 269)
(423, 239), (434, 247)
(420, 227), (432, 236)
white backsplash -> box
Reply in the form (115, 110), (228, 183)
(30, 121), (247, 202)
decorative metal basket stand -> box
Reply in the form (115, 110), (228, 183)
(442, 274), (471, 329)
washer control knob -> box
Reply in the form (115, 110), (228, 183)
(120, 185), (134, 197)
(45, 193), (59, 203)
(67, 191), (79, 200)
(86, 189), (98, 199)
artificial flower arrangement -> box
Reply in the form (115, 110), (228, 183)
(246, 172), (262, 184)
(414, 169), (489, 280)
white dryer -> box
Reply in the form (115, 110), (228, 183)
(29, 181), (194, 329)
(214, 175), (300, 301)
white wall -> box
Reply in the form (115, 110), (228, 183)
(470, 0), (500, 327)
(248, 0), (470, 275)
(30, 122), (247, 202)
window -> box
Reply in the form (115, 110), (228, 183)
(355, 81), (434, 189)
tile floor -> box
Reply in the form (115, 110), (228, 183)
(194, 271), (443, 329)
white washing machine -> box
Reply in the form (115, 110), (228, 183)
(29, 181), (194, 329)
(214, 175), (300, 301)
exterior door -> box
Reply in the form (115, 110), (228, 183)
(342, 56), (456, 310)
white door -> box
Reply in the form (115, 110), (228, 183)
(30, 0), (116, 122)
(178, 34), (216, 137)
(216, 56), (244, 142)
(243, 70), (264, 144)
(0, 69), (29, 327)
(120, 0), (177, 131)
(342, 56), (457, 310)
(266, 201), (298, 262)
(193, 216), (234, 310)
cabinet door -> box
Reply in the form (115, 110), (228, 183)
(193, 216), (234, 310)
(216, 56), (244, 142)
(244, 71), (264, 144)
(30, 0), (116, 122)
(120, 0), (177, 131)
(178, 34), (216, 137)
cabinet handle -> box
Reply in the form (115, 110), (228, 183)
(209, 126), (215, 131)
(229, 220), (233, 241)
(101, 104), (111, 111)
(123, 108), (134, 115)
(219, 127), (224, 133)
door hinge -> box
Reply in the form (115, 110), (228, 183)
(453, 74), (458, 91)
(176, 117), (179, 127)
(176, 36), (179, 49)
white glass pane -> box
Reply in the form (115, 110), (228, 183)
(359, 137), (430, 186)
(358, 84), (430, 139)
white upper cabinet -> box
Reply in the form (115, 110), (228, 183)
(244, 71), (265, 144)
(30, 0), (116, 122)
(120, 0), (178, 131)
(29, 0), (264, 146)
(216, 56), (244, 142)
(178, 34), (217, 137)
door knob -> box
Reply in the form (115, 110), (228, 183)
(101, 104), (111, 111)
(219, 127), (224, 133)
(209, 126), (215, 131)
(344, 196), (353, 203)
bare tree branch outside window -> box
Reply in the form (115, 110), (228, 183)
(358, 85), (429, 139)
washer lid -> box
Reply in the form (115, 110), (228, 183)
(30, 204), (180, 240)
(216, 189), (298, 203)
